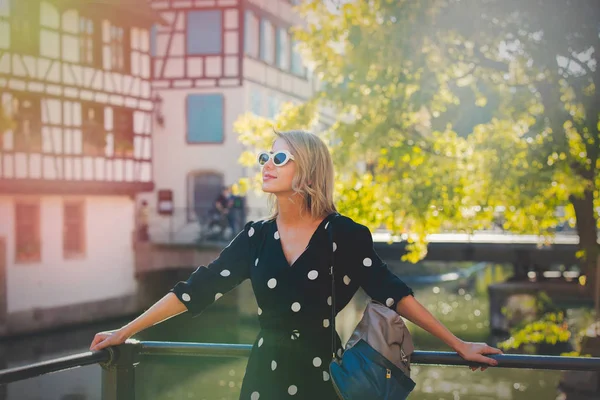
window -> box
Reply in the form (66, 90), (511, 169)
(63, 201), (85, 258)
(275, 28), (289, 70)
(15, 201), (40, 263)
(188, 172), (224, 222)
(79, 16), (99, 66)
(113, 108), (134, 157)
(13, 96), (41, 152)
(82, 103), (105, 156)
(244, 10), (258, 57)
(10, 0), (39, 55)
(250, 89), (262, 116)
(259, 19), (274, 64)
(187, 10), (222, 55)
(291, 40), (305, 77)
(267, 96), (279, 119)
(186, 94), (224, 143)
(109, 24), (129, 72)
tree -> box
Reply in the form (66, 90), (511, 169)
(234, 0), (600, 292)
(451, 0), (600, 288)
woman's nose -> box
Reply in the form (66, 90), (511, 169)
(263, 158), (275, 170)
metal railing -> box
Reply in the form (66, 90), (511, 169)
(143, 206), (268, 245)
(1, 340), (599, 399)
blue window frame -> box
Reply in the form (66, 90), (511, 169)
(291, 40), (305, 76)
(259, 19), (273, 63)
(275, 28), (288, 69)
(187, 10), (222, 55)
(244, 10), (258, 57)
(187, 94), (224, 143)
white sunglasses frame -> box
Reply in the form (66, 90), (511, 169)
(257, 150), (295, 167)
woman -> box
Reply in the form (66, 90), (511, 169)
(90, 130), (501, 399)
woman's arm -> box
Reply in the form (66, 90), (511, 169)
(90, 293), (186, 351)
(396, 295), (501, 369)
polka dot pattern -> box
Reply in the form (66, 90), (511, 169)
(171, 216), (414, 398)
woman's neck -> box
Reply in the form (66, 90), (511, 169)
(275, 194), (310, 225)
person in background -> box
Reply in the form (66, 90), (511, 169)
(137, 200), (150, 242)
(212, 186), (235, 238)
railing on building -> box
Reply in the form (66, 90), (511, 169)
(0, 340), (599, 399)
(143, 206), (268, 245)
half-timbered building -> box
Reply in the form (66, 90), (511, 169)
(0, 0), (162, 335)
(144, 0), (320, 242)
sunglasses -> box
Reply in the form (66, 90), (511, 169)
(257, 150), (295, 167)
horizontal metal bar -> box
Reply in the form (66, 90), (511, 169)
(1, 341), (599, 388)
(140, 341), (252, 358)
(139, 342), (600, 372)
(0, 349), (111, 386)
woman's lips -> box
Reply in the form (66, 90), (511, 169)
(263, 174), (276, 181)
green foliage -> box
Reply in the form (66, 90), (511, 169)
(234, 0), (600, 266)
(498, 311), (571, 352)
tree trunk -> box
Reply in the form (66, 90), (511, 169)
(570, 190), (599, 298)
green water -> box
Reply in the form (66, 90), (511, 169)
(3, 264), (567, 400)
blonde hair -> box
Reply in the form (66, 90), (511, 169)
(267, 130), (337, 220)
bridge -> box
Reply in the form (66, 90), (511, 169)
(136, 225), (582, 279)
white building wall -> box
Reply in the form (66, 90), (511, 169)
(0, 195), (137, 314)
(149, 87), (246, 208)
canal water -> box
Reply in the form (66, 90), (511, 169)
(2, 263), (566, 400)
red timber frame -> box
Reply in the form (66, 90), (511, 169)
(0, 1), (159, 196)
(150, 1), (243, 88)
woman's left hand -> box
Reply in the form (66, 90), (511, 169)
(456, 341), (503, 371)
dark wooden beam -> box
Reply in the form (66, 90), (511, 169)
(0, 179), (154, 196)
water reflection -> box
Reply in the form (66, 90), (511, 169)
(2, 264), (563, 400)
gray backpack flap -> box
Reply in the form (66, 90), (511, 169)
(345, 300), (415, 377)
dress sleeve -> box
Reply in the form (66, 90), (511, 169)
(334, 218), (414, 310)
(170, 221), (257, 317)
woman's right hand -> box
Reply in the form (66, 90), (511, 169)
(89, 329), (129, 352)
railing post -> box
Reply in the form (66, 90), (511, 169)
(101, 341), (140, 400)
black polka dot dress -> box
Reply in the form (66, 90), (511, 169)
(171, 213), (414, 399)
